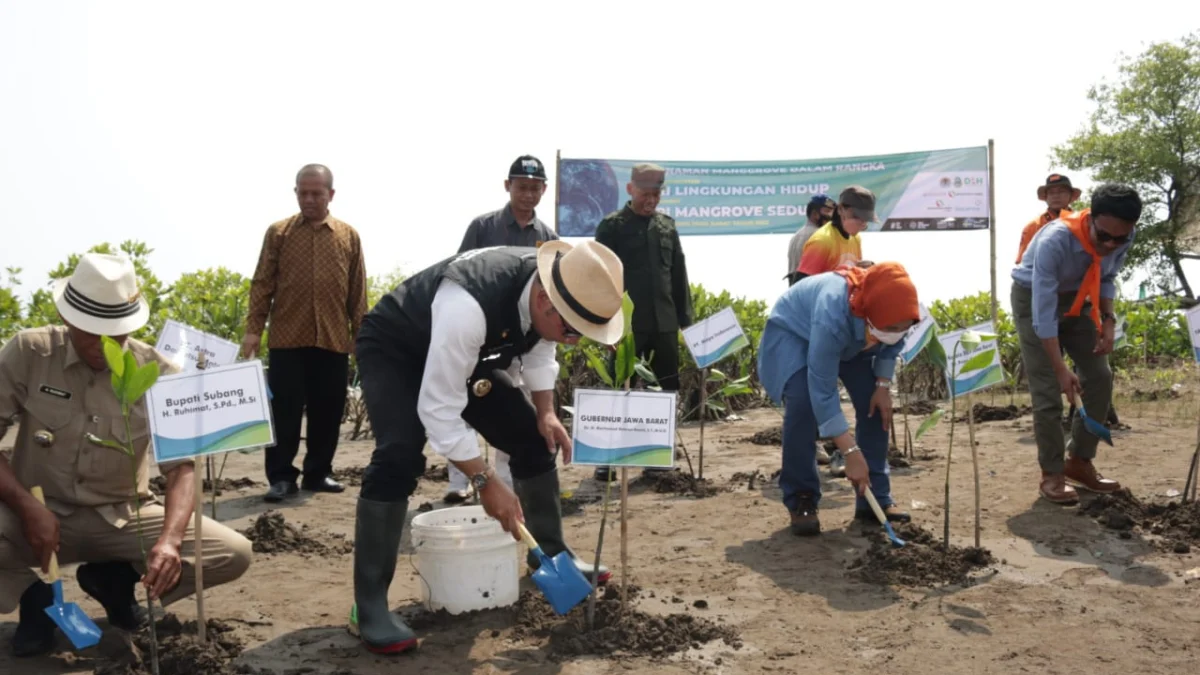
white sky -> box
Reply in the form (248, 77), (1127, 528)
(2, 1), (1199, 316)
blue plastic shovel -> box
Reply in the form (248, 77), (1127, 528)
(1072, 392), (1113, 446)
(517, 522), (592, 615)
(30, 487), (103, 650)
(863, 489), (906, 548)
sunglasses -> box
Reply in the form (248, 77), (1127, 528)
(1091, 222), (1131, 245)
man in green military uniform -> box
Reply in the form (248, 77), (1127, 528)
(594, 162), (694, 481)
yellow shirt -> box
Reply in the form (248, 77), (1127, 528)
(797, 223), (862, 275)
(0, 326), (186, 527)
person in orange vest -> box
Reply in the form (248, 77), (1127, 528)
(1016, 174), (1080, 265)
(1016, 174), (1121, 429)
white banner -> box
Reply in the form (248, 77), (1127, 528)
(570, 389), (677, 469)
(898, 303), (938, 365)
(146, 361), (274, 462)
(1186, 305), (1200, 362)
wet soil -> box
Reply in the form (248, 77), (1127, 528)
(1079, 489), (1200, 553)
(237, 511), (353, 556)
(512, 586), (741, 660)
(331, 464), (448, 488)
(730, 470), (764, 491)
(746, 427), (782, 446)
(954, 404), (1033, 423)
(631, 470), (724, 498)
(849, 522), (997, 587)
(561, 493), (602, 516)
(93, 615), (242, 675)
(896, 400), (938, 416)
(149, 476), (259, 497)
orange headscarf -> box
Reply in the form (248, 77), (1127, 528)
(1059, 209), (1103, 332)
(835, 262), (920, 328)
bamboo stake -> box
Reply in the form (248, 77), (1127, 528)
(968, 392), (981, 548)
(698, 367), (708, 480)
(194, 352), (208, 642)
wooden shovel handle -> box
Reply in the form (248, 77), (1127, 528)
(862, 488), (890, 527)
(28, 487), (60, 583)
(516, 521), (539, 551)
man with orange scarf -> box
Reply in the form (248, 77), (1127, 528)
(1011, 183), (1141, 505)
(758, 263), (920, 536)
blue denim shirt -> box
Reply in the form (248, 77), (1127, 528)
(1010, 221), (1132, 339)
(758, 273), (902, 438)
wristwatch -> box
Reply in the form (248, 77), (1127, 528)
(470, 467), (494, 495)
(844, 445), (862, 457)
(1101, 312), (1117, 325)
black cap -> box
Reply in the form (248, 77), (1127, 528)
(508, 155), (547, 182)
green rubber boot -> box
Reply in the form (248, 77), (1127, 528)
(513, 469), (611, 584)
(348, 497), (418, 654)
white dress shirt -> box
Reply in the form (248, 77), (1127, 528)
(417, 275), (559, 462)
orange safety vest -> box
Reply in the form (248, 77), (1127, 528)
(1015, 208), (1071, 264)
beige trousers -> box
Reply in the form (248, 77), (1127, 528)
(0, 501), (252, 613)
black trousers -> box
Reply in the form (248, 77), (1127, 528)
(265, 347), (349, 485)
(355, 332), (556, 503)
(634, 331), (680, 392)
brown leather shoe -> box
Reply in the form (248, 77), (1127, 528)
(1039, 472), (1079, 505)
(1064, 457), (1121, 493)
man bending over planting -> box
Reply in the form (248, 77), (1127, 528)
(1011, 183), (1141, 505)
(348, 241), (623, 654)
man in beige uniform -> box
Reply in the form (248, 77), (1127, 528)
(0, 253), (252, 656)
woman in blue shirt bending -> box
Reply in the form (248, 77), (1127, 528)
(759, 262), (920, 536)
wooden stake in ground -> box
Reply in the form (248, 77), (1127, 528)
(619, 466), (628, 611)
(967, 392), (981, 548)
(194, 352), (208, 642)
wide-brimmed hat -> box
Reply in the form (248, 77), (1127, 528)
(1037, 173), (1082, 201)
(53, 253), (149, 336)
(536, 240), (625, 345)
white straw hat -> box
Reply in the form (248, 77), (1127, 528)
(52, 253), (150, 336)
(535, 240), (625, 345)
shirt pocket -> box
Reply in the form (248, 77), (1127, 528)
(88, 406), (151, 486)
(23, 397), (77, 462)
(657, 231), (675, 269)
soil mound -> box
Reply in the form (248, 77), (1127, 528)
(93, 614), (242, 675)
(746, 427), (782, 446)
(423, 464), (450, 482)
(955, 404), (1031, 423)
(513, 587), (740, 660)
(238, 511), (353, 556)
(149, 476), (259, 497)
(330, 466), (364, 486)
(1080, 489), (1200, 553)
(632, 471), (723, 498)
(896, 400), (938, 416)
(561, 493), (601, 516)
(730, 470), (764, 490)
(850, 522), (996, 587)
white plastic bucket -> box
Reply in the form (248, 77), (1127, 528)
(409, 505), (520, 614)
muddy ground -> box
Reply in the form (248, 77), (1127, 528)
(3, 389), (1200, 674)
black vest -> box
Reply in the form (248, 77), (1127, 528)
(363, 247), (542, 372)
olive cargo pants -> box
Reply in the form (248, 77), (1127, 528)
(1011, 284), (1113, 474)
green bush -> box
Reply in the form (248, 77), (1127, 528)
(555, 283), (769, 421)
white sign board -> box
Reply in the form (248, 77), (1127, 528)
(681, 307), (750, 369)
(898, 303), (938, 366)
(1186, 305), (1200, 362)
(570, 389), (677, 469)
(937, 321), (1005, 397)
(155, 320), (240, 373)
(146, 360), (275, 462)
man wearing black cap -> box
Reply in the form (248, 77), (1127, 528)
(445, 155), (561, 502)
(593, 163), (694, 482)
(458, 155), (558, 251)
(785, 194), (836, 287)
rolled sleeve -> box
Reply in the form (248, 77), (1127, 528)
(417, 281), (485, 463)
(873, 343), (901, 381)
(1031, 233), (1065, 340)
(521, 339), (559, 392)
